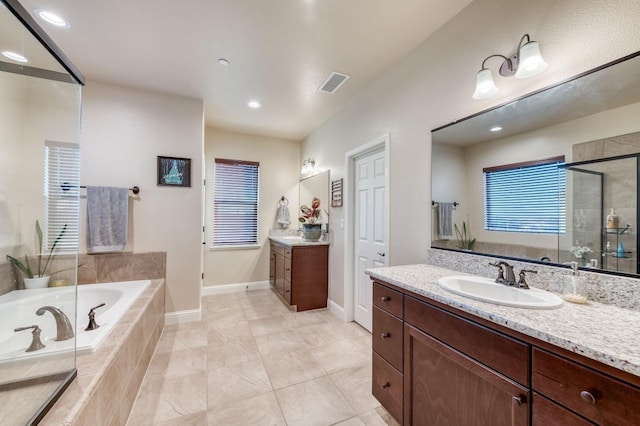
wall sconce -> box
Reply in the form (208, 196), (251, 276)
(473, 34), (548, 100)
(301, 158), (316, 174)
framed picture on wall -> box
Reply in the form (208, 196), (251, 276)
(157, 156), (191, 187)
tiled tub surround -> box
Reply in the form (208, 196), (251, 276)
(0, 252), (166, 297)
(40, 279), (165, 425)
(366, 263), (640, 378)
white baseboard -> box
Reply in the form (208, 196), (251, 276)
(328, 298), (346, 321)
(164, 308), (201, 326)
(202, 280), (270, 296)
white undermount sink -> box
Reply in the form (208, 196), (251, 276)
(438, 275), (563, 309)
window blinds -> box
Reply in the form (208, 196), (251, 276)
(44, 141), (80, 252)
(213, 159), (260, 246)
(484, 158), (566, 234)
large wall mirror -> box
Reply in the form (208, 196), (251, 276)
(299, 170), (330, 228)
(431, 51), (640, 277)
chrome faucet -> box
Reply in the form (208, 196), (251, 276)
(490, 261), (516, 286)
(36, 306), (74, 341)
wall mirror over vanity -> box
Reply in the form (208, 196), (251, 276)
(431, 50), (640, 277)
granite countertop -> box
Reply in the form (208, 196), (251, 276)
(269, 235), (330, 247)
(366, 263), (640, 378)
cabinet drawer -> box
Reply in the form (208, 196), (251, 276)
(372, 307), (403, 371)
(405, 296), (529, 386)
(372, 352), (403, 424)
(284, 257), (292, 281)
(283, 279), (291, 304)
(284, 247), (292, 258)
(533, 348), (640, 426)
(533, 393), (595, 426)
(372, 282), (404, 318)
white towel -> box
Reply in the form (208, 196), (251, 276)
(86, 186), (129, 252)
(277, 204), (290, 228)
(438, 202), (453, 238)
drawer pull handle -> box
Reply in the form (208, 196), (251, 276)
(381, 296), (390, 302)
(381, 383), (390, 390)
(512, 395), (526, 406)
(381, 333), (390, 339)
(580, 390), (597, 405)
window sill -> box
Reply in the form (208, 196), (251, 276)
(209, 244), (262, 251)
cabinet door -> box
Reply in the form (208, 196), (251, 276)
(274, 252), (285, 295)
(404, 325), (530, 426)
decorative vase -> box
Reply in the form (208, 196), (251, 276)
(302, 224), (322, 241)
(23, 275), (50, 289)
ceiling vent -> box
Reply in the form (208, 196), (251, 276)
(318, 72), (350, 94)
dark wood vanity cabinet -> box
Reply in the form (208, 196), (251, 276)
(269, 241), (328, 311)
(371, 279), (640, 426)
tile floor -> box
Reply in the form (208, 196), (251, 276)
(127, 289), (398, 425)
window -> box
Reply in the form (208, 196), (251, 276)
(44, 141), (80, 252)
(484, 156), (566, 234)
(213, 158), (260, 247)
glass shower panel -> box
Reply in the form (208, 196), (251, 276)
(1, 0), (82, 424)
(560, 156), (638, 274)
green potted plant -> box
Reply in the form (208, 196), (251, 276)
(454, 222), (476, 251)
(298, 197), (323, 241)
(6, 220), (71, 289)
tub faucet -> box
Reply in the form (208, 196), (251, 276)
(36, 306), (74, 341)
(490, 261), (516, 286)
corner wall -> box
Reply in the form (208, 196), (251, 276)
(203, 127), (300, 287)
(81, 82), (204, 313)
(301, 0), (640, 309)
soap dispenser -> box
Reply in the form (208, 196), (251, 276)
(563, 261), (587, 304)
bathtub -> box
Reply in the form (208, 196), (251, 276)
(0, 280), (150, 362)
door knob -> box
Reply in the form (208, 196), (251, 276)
(378, 252), (386, 257)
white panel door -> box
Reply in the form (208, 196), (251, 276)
(354, 148), (387, 331)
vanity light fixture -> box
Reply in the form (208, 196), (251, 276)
(472, 34), (548, 100)
(490, 126), (503, 132)
(301, 158), (316, 174)
(34, 9), (70, 28)
(247, 100), (261, 109)
(2, 51), (28, 63)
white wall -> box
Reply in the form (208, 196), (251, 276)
(81, 82), (204, 313)
(203, 127), (300, 286)
(301, 0), (640, 309)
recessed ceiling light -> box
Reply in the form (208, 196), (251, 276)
(2, 51), (28, 63)
(490, 126), (503, 132)
(217, 58), (229, 66)
(34, 9), (69, 28)
(248, 101), (261, 109)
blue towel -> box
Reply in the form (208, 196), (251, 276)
(86, 186), (129, 252)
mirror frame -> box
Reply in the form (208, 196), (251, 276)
(430, 50), (640, 279)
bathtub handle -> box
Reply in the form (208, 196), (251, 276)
(85, 303), (106, 331)
(14, 325), (46, 352)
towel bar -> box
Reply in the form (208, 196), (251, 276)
(61, 184), (140, 195)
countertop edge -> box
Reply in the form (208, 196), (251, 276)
(366, 264), (640, 378)
(268, 236), (330, 247)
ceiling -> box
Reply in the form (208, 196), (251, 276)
(13, 0), (472, 141)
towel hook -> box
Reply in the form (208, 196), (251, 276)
(280, 196), (289, 206)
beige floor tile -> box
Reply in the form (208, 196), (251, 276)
(334, 417), (366, 426)
(207, 392), (286, 425)
(153, 410), (207, 426)
(155, 322), (208, 354)
(255, 330), (307, 356)
(249, 315), (293, 337)
(127, 373), (207, 424)
(207, 320), (254, 342)
(205, 308), (248, 328)
(310, 338), (372, 375)
(207, 336), (261, 369)
(284, 310), (329, 328)
(294, 322), (348, 349)
(358, 406), (400, 425)
(244, 303), (291, 320)
(275, 376), (355, 425)
(331, 365), (379, 415)
(207, 359), (273, 409)
(145, 346), (207, 379)
(262, 348), (326, 389)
